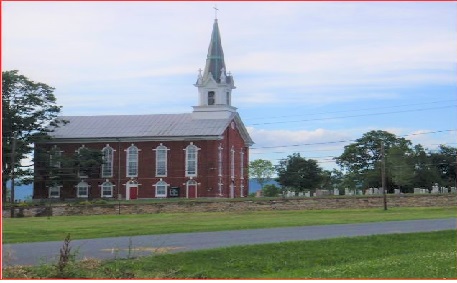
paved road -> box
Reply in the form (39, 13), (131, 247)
(2, 218), (456, 267)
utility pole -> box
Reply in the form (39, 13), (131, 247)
(10, 133), (17, 218)
(381, 142), (387, 211)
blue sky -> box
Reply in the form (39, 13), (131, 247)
(3, 1), (456, 170)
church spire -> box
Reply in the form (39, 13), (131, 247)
(203, 19), (226, 83)
(193, 16), (237, 119)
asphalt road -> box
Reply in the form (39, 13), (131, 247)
(2, 218), (456, 267)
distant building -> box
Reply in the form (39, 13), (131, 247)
(33, 18), (253, 200)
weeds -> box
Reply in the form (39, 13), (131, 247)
(56, 233), (73, 277)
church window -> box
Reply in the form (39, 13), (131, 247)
(76, 145), (88, 179)
(218, 144), (223, 177)
(226, 92), (230, 105)
(230, 146), (235, 179)
(154, 144), (168, 177)
(185, 143), (199, 177)
(101, 181), (113, 198)
(208, 91), (215, 105)
(49, 146), (62, 168)
(240, 148), (245, 180)
(101, 145), (114, 178)
(77, 181), (89, 198)
(49, 186), (61, 198)
(155, 180), (168, 198)
(126, 145), (139, 177)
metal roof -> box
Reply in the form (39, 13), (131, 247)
(50, 113), (234, 140)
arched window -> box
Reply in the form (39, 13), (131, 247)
(218, 144), (223, 177)
(76, 145), (88, 178)
(240, 148), (245, 180)
(101, 181), (113, 198)
(226, 91), (230, 105)
(101, 145), (114, 178)
(126, 145), (139, 177)
(230, 146), (235, 179)
(49, 146), (62, 168)
(154, 144), (168, 177)
(185, 143), (199, 177)
(155, 180), (168, 198)
(77, 181), (89, 198)
(208, 91), (215, 105)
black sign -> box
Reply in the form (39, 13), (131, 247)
(169, 187), (179, 197)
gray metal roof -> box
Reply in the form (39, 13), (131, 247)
(50, 113), (234, 140)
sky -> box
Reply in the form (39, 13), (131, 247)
(3, 1), (457, 171)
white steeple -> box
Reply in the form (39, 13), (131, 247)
(192, 18), (237, 119)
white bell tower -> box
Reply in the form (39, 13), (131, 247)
(192, 18), (237, 119)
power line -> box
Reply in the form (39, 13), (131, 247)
(243, 99), (457, 122)
(247, 105), (456, 126)
(250, 129), (457, 150)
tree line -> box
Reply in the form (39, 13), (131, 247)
(250, 130), (456, 196)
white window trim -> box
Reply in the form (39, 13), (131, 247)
(230, 146), (235, 179)
(77, 181), (89, 198)
(184, 143), (200, 177)
(76, 145), (88, 179)
(240, 148), (245, 180)
(186, 179), (198, 199)
(101, 145), (115, 178)
(49, 186), (62, 198)
(218, 177), (223, 197)
(154, 179), (168, 198)
(153, 144), (169, 177)
(125, 144), (140, 178)
(218, 144), (223, 177)
(50, 145), (63, 169)
(101, 180), (114, 198)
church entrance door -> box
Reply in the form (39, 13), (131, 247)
(126, 183), (138, 200)
(129, 187), (138, 200)
(186, 180), (197, 199)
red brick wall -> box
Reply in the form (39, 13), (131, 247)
(34, 119), (250, 200)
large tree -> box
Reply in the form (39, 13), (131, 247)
(249, 159), (275, 190)
(2, 70), (65, 202)
(34, 146), (104, 192)
(276, 153), (323, 192)
(429, 145), (457, 188)
(335, 130), (413, 191)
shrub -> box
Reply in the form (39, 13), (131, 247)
(262, 184), (282, 197)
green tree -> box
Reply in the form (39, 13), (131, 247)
(335, 130), (412, 191)
(35, 146), (104, 196)
(410, 144), (440, 189)
(2, 70), (65, 202)
(249, 159), (275, 189)
(386, 145), (415, 193)
(276, 153), (323, 192)
(429, 145), (457, 188)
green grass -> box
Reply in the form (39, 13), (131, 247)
(3, 206), (456, 244)
(3, 230), (456, 279)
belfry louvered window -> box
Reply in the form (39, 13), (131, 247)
(208, 91), (215, 105)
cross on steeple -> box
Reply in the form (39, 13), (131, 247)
(213, 5), (219, 19)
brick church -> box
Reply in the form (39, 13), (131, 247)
(33, 18), (254, 200)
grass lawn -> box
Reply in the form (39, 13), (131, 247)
(3, 230), (456, 279)
(2, 206), (456, 244)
